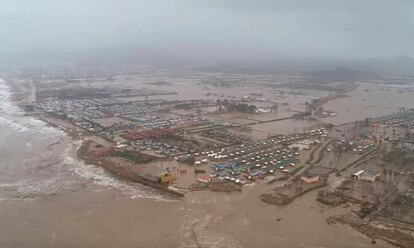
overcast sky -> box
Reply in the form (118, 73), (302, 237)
(1, 0), (413, 65)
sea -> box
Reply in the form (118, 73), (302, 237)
(0, 78), (165, 201)
(0, 78), (393, 248)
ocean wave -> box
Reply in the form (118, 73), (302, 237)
(0, 78), (170, 202)
(0, 79), (23, 115)
(64, 142), (171, 201)
(0, 79), (66, 135)
(0, 115), (30, 133)
(0, 179), (57, 200)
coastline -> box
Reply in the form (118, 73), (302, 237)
(1, 76), (404, 247)
(2, 77), (184, 198)
(40, 115), (184, 197)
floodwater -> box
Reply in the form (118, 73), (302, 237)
(99, 71), (328, 112)
(251, 118), (319, 138)
(0, 78), (393, 248)
(322, 82), (414, 125)
(0, 79), (182, 247)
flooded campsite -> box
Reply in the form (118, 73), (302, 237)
(1, 1), (414, 247)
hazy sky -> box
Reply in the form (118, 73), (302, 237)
(1, 0), (413, 65)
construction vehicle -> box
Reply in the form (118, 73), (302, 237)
(158, 172), (176, 184)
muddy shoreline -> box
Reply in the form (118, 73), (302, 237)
(40, 113), (185, 197)
(3, 78), (185, 197)
(77, 140), (184, 197)
(2, 76), (404, 247)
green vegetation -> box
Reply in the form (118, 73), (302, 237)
(220, 100), (257, 113)
(111, 150), (154, 164)
(290, 165), (305, 175)
(174, 103), (192, 109)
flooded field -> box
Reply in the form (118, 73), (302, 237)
(2, 1), (414, 246)
(90, 70), (330, 113)
(251, 118), (319, 138)
(322, 82), (414, 125)
(0, 73), (409, 248)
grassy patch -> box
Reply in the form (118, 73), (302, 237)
(290, 165), (305, 175)
(111, 150), (154, 164)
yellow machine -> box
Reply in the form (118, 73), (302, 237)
(159, 172), (176, 184)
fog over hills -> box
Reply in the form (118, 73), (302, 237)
(1, 0), (414, 75)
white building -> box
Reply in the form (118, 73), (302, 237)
(352, 170), (380, 182)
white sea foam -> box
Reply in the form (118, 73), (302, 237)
(0, 79), (22, 115)
(65, 150), (171, 201)
(0, 78), (170, 202)
(0, 79), (59, 134)
(0, 180), (51, 199)
(0, 115), (30, 132)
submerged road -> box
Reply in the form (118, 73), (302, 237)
(295, 137), (334, 176)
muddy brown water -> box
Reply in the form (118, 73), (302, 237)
(0, 78), (398, 247)
(0, 185), (392, 248)
(322, 82), (414, 125)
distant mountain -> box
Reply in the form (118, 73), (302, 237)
(2, 45), (413, 77)
(197, 56), (414, 78)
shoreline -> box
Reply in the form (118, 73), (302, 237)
(1, 76), (408, 247)
(1, 78), (184, 198)
(76, 140), (184, 197)
(41, 114), (185, 198)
